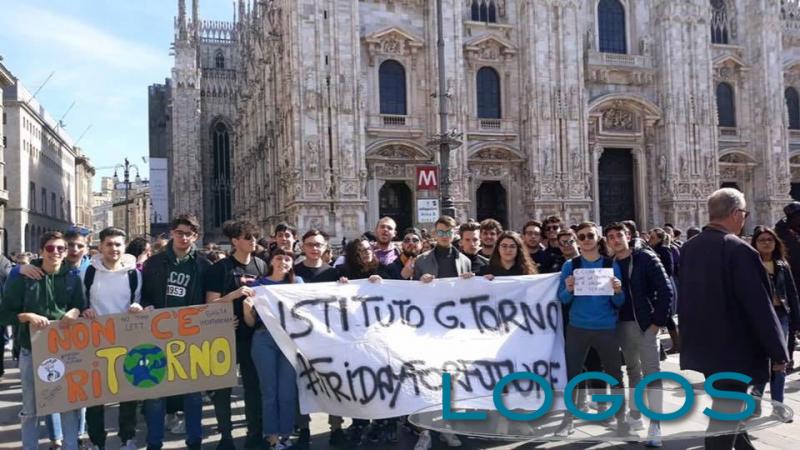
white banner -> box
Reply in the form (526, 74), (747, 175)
(252, 274), (566, 419)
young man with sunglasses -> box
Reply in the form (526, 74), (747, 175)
(0, 231), (86, 450)
(458, 222), (488, 274)
(140, 214), (211, 450)
(604, 222), (673, 447)
(413, 216), (472, 449)
(80, 227), (143, 450)
(556, 222), (629, 437)
(205, 220), (266, 450)
(11, 229), (91, 281)
(386, 227), (425, 280)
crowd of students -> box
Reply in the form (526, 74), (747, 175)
(0, 186), (798, 450)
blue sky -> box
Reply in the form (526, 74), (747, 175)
(0, 0), (235, 189)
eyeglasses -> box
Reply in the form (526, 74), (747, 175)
(173, 230), (196, 238)
(577, 233), (596, 241)
(67, 242), (86, 249)
(403, 237), (421, 243)
(435, 229), (454, 237)
(736, 208), (751, 219)
(44, 244), (67, 254)
(499, 244), (518, 250)
(303, 242), (325, 249)
(559, 239), (575, 246)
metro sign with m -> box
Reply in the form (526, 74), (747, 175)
(416, 166), (439, 191)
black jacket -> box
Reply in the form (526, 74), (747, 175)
(621, 248), (673, 331)
(775, 218), (800, 285)
(769, 259), (800, 328)
(140, 246), (212, 309)
(678, 225), (789, 384)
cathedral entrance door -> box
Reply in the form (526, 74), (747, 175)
(476, 181), (508, 228)
(599, 149), (636, 225)
(379, 182), (413, 233)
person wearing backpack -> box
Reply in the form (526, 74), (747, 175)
(80, 227), (142, 450)
(0, 231), (86, 450)
(205, 220), (267, 450)
(555, 222), (629, 438)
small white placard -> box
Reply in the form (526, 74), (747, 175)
(573, 268), (614, 296)
(417, 199), (439, 223)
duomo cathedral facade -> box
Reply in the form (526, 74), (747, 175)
(152, 0), (800, 242)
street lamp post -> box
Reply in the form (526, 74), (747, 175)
(433, 0), (460, 218)
(113, 158), (140, 237)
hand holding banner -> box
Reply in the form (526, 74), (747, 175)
(252, 274), (566, 419)
(31, 304), (238, 415)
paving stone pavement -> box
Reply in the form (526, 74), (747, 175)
(1, 337), (799, 449)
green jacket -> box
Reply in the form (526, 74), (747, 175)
(0, 262), (86, 350)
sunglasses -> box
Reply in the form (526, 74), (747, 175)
(435, 229), (454, 237)
(577, 233), (596, 241)
(44, 244), (67, 254)
(403, 237), (421, 243)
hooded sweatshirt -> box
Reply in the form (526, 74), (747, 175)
(0, 261), (86, 350)
(82, 253), (142, 316)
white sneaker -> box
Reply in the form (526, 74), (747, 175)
(164, 413), (178, 430)
(645, 420), (663, 448)
(414, 430), (432, 450)
(170, 418), (185, 434)
(772, 405), (794, 423)
(628, 414), (645, 431)
(439, 432), (462, 447)
(554, 416), (574, 437)
(122, 439), (137, 450)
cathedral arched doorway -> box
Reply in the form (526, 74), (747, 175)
(379, 182), (412, 234)
(476, 181), (508, 228)
(598, 149), (636, 225)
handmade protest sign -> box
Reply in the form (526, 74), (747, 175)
(573, 268), (614, 296)
(252, 274), (566, 419)
(31, 304), (237, 415)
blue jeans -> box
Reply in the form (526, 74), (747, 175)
(20, 349), (80, 450)
(144, 392), (203, 447)
(45, 413), (62, 441)
(753, 316), (790, 403)
(251, 328), (297, 437)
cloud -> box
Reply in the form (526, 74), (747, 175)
(0, 4), (170, 71)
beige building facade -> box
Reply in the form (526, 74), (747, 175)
(164, 0), (800, 240)
(0, 59), (14, 254)
(112, 180), (151, 238)
(74, 148), (95, 233)
(3, 80), (78, 253)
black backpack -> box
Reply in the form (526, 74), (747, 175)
(84, 265), (138, 305)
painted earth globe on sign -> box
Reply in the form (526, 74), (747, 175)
(123, 344), (167, 388)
